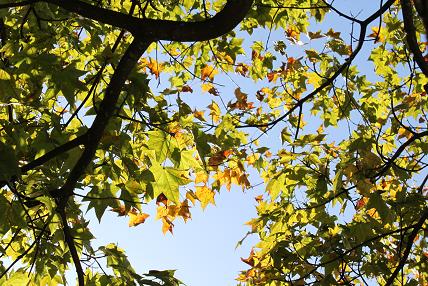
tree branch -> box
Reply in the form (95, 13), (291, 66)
(374, 130), (428, 178)
(45, 0), (253, 42)
(0, 0), (36, 9)
(21, 134), (88, 173)
(385, 207), (428, 285)
(57, 202), (85, 286)
(53, 38), (151, 199)
(401, 0), (428, 77)
(238, 0), (396, 129)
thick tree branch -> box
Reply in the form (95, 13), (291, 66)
(0, 0), (36, 9)
(54, 38), (151, 199)
(401, 0), (428, 77)
(45, 0), (253, 42)
(57, 203), (85, 286)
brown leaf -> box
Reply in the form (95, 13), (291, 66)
(156, 193), (168, 206)
(110, 204), (127, 216)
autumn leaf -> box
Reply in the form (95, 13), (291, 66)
(235, 63), (249, 76)
(128, 209), (150, 227)
(208, 101), (221, 123)
(181, 85), (193, 92)
(326, 28), (341, 39)
(110, 204), (127, 216)
(241, 249), (255, 266)
(208, 150), (227, 167)
(146, 58), (163, 78)
(368, 26), (385, 43)
(286, 26), (299, 40)
(193, 110), (206, 121)
(195, 185), (215, 209)
(156, 193), (168, 206)
(308, 30), (324, 39)
(162, 217), (174, 234)
(201, 65), (218, 81)
(178, 200), (191, 222)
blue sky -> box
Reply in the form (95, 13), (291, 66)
(84, 1), (385, 285)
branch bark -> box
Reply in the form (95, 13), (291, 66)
(45, 0), (253, 41)
(401, 0), (428, 77)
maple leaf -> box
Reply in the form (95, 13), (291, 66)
(110, 204), (127, 216)
(235, 63), (249, 76)
(201, 65), (218, 81)
(185, 190), (198, 205)
(368, 26), (385, 43)
(195, 185), (215, 209)
(162, 217), (174, 234)
(207, 101), (221, 123)
(193, 110), (206, 121)
(178, 200), (191, 222)
(286, 26), (299, 40)
(326, 28), (341, 39)
(241, 249), (255, 266)
(181, 85), (193, 92)
(208, 150), (227, 167)
(128, 209), (150, 227)
(156, 193), (168, 206)
(308, 30), (324, 39)
(146, 58), (163, 79)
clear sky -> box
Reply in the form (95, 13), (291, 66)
(86, 1), (382, 285)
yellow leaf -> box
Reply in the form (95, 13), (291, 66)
(368, 26), (385, 43)
(162, 217), (174, 234)
(128, 210), (150, 227)
(195, 185), (215, 209)
(0, 68), (11, 80)
(185, 190), (198, 205)
(398, 127), (413, 140)
(208, 101), (221, 123)
(306, 72), (321, 88)
(195, 171), (209, 184)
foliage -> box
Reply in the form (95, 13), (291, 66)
(0, 0), (427, 285)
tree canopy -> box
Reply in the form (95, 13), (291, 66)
(0, 0), (427, 285)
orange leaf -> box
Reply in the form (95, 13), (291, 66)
(147, 58), (163, 79)
(193, 110), (206, 121)
(201, 65), (218, 81)
(286, 27), (299, 39)
(241, 249), (255, 266)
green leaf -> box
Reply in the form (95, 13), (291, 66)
(147, 131), (178, 162)
(0, 142), (20, 182)
(150, 164), (191, 204)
